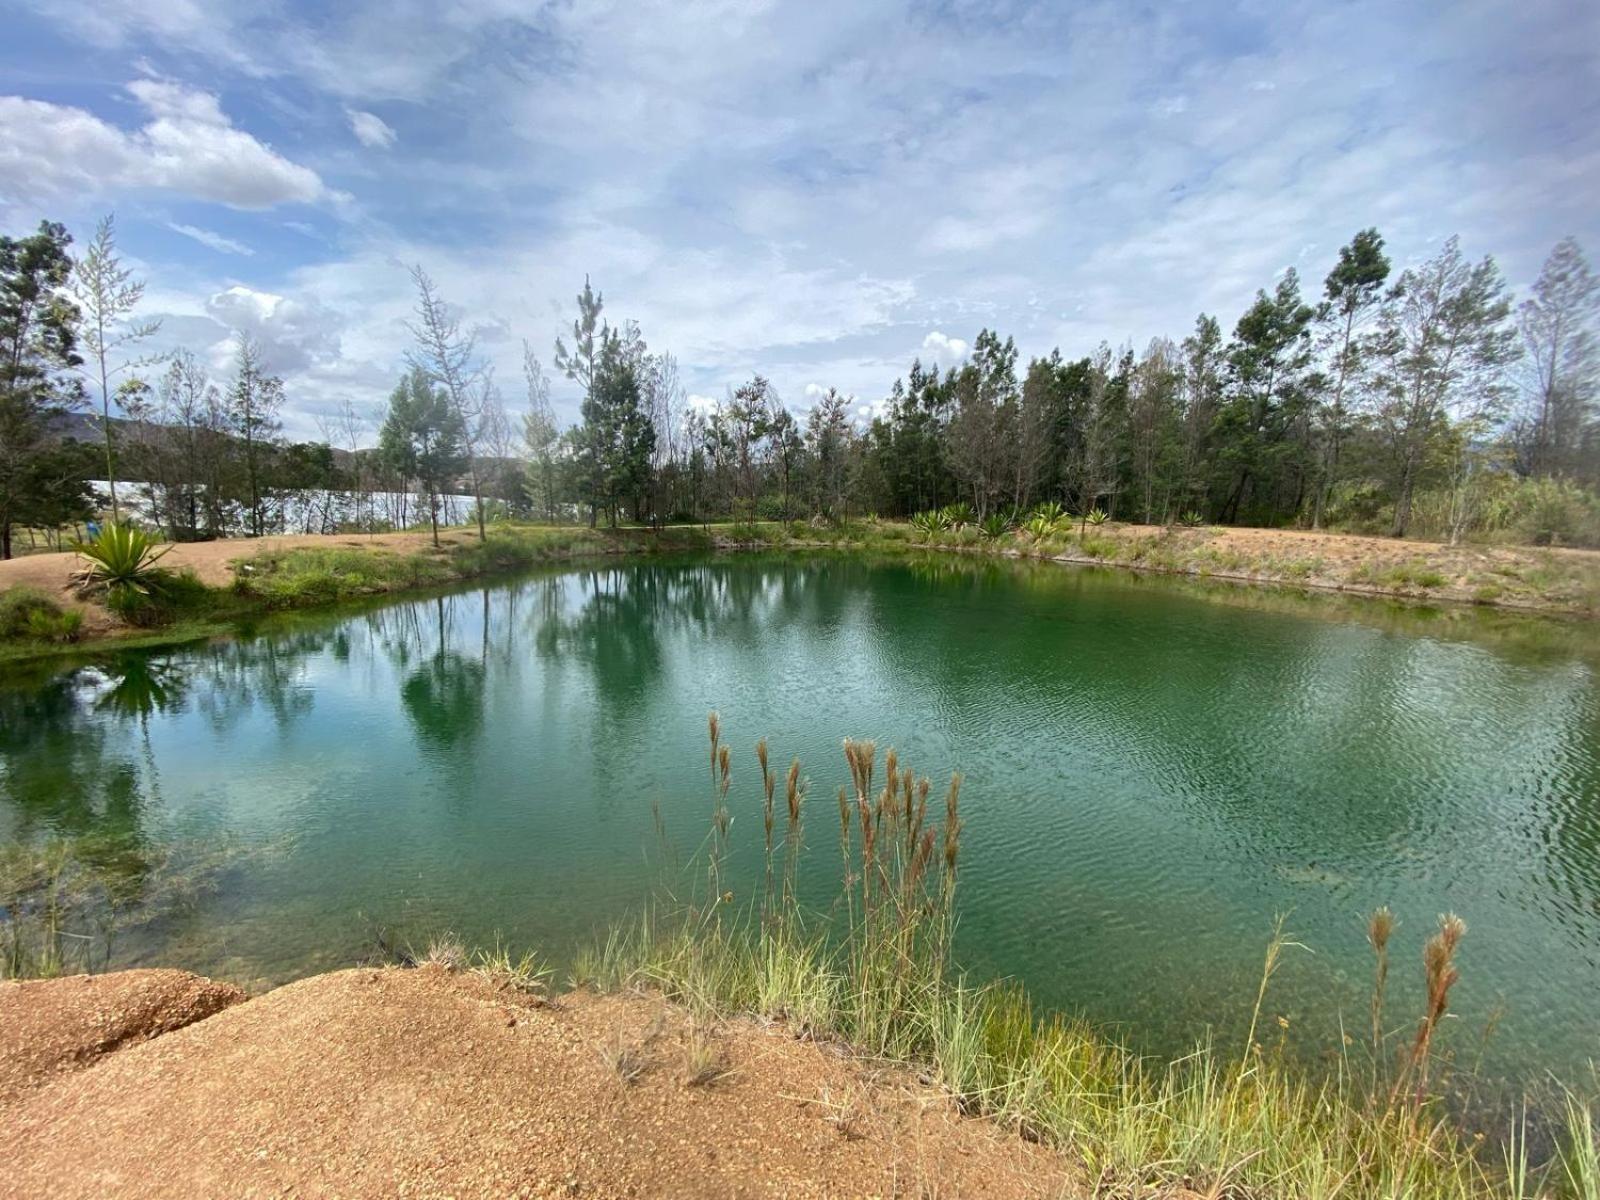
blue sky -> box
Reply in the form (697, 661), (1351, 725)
(2, 0), (1597, 440)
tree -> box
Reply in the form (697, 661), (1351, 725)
(1125, 338), (1182, 523)
(1370, 237), (1520, 537)
(226, 333), (284, 537)
(554, 277), (612, 526)
(522, 343), (560, 521)
(379, 367), (466, 546)
(407, 266), (488, 542)
(71, 215), (160, 522)
(150, 350), (226, 539)
(1216, 271), (1315, 523)
(1176, 314), (1224, 517)
(1516, 237), (1598, 480)
(0, 220), (83, 560)
(578, 338), (655, 525)
(946, 329), (1018, 516)
(805, 388), (853, 517)
(1310, 229), (1390, 527)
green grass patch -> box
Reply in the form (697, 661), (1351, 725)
(0, 587), (83, 645)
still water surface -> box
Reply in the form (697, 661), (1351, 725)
(3, 554), (1597, 1091)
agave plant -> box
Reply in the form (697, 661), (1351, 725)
(978, 512), (1012, 540)
(1086, 508), (1110, 526)
(909, 509), (952, 540)
(72, 524), (172, 599)
(941, 502), (976, 528)
(1023, 513), (1062, 542)
(1179, 509), (1206, 527)
(1032, 500), (1067, 523)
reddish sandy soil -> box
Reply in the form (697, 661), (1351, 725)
(2, 967), (1073, 1199)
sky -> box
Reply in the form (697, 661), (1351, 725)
(1, 0), (1597, 441)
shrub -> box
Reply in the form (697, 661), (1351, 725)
(0, 588), (82, 643)
(910, 510), (952, 540)
(978, 512), (1012, 540)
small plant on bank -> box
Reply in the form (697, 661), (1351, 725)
(1023, 513), (1064, 543)
(72, 524), (172, 602)
(1085, 507), (1109, 526)
(941, 502), (976, 528)
(910, 510), (952, 540)
(1032, 500), (1068, 524)
(978, 512), (1012, 540)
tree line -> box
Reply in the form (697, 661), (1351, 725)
(2, 216), (1597, 559)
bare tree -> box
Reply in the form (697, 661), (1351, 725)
(317, 396), (372, 533)
(522, 343), (560, 521)
(72, 214), (161, 522)
(407, 265), (488, 541)
(1517, 237), (1599, 479)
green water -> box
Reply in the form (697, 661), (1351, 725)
(3, 553), (1598, 1094)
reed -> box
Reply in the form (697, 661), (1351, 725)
(571, 720), (1596, 1199)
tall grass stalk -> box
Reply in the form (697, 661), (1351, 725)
(574, 720), (1596, 1199)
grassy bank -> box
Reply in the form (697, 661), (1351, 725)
(0, 524), (719, 664)
(3, 517), (1597, 666)
(564, 717), (1598, 1200)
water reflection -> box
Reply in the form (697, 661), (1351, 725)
(1, 553), (1597, 1090)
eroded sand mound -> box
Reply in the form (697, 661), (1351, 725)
(0, 969), (245, 1105)
(3, 966), (1070, 1199)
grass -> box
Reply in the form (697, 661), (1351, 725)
(0, 833), (248, 980)
(566, 717), (1599, 1200)
(0, 586), (83, 644)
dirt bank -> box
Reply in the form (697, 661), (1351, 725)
(0, 969), (245, 1105)
(2, 966), (1072, 1199)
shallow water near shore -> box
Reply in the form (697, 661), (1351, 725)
(3, 552), (1598, 1101)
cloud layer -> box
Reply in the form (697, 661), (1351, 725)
(2, 0), (1596, 439)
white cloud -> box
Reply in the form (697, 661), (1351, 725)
(920, 331), (969, 365)
(345, 108), (396, 149)
(0, 80), (327, 213)
(204, 284), (344, 375)
(167, 222), (254, 255)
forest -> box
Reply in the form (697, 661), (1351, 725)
(2, 218), (1598, 559)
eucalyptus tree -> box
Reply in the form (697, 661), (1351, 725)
(1310, 229), (1390, 527)
(1516, 237), (1598, 481)
(1369, 237), (1519, 537)
(0, 220), (84, 559)
(71, 215), (161, 521)
(407, 266), (488, 541)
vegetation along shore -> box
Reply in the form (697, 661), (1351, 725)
(2, 515), (1598, 666)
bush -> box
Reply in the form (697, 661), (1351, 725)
(0, 588), (82, 643)
(104, 568), (211, 628)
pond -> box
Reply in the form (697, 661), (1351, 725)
(3, 552), (1598, 1099)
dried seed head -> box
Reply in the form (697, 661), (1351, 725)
(786, 758), (803, 824)
(1367, 906), (1395, 953)
(756, 737), (769, 777)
